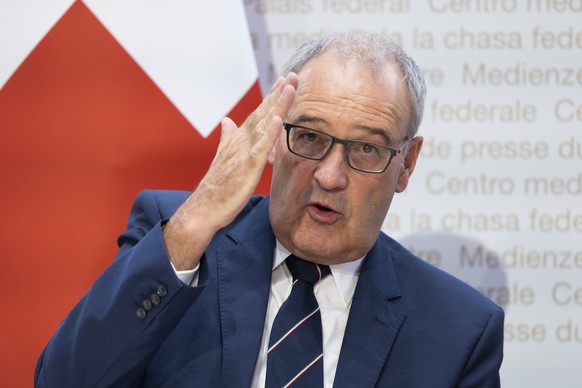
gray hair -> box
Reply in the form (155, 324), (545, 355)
(282, 30), (426, 138)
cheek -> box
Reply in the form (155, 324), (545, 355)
(273, 150), (312, 186)
(354, 178), (397, 229)
(270, 144), (290, 194)
(370, 192), (394, 226)
(270, 153), (310, 210)
(359, 191), (387, 222)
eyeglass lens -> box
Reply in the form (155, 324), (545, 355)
(287, 125), (397, 173)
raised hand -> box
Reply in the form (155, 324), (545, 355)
(163, 73), (298, 270)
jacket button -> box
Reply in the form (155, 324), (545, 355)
(157, 284), (168, 297)
(150, 293), (161, 306)
(136, 307), (147, 320)
(142, 298), (153, 311)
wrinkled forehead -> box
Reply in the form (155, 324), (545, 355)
(290, 54), (411, 139)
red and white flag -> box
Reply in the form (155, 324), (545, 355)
(0, 2), (264, 385)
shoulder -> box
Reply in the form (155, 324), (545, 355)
(377, 232), (502, 318)
(129, 189), (268, 227)
(371, 234), (504, 384)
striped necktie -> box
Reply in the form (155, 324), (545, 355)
(266, 255), (331, 387)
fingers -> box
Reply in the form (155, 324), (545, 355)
(251, 115), (283, 161)
(249, 82), (296, 164)
(271, 80), (297, 124)
(267, 75), (285, 94)
(244, 73), (298, 133)
(216, 73), (297, 173)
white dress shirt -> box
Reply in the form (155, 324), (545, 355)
(174, 241), (363, 388)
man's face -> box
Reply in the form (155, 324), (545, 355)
(268, 52), (423, 265)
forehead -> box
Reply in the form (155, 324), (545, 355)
(288, 52), (410, 141)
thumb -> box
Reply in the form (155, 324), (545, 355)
(220, 117), (237, 136)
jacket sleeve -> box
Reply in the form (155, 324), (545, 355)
(459, 305), (505, 388)
(35, 190), (205, 388)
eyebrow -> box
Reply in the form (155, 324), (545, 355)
(291, 114), (393, 144)
(351, 125), (392, 144)
(292, 114), (327, 127)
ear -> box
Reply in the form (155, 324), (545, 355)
(395, 136), (423, 193)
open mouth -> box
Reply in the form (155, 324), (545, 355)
(315, 204), (333, 212)
(307, 202), (341, 224)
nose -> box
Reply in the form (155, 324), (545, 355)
(313, 144), (349, 190)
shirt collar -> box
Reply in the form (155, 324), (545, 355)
(274, 240), (364, 307)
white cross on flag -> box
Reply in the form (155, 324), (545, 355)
(0, 2), (265, 385)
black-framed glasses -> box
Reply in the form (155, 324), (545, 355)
(283, 123), (408, 174)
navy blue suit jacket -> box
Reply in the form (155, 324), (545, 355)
(35, 190), (504, 387)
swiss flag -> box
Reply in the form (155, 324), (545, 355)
(0, 1), (265, 385)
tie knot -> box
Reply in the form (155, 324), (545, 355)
(286, 255), (331, 286)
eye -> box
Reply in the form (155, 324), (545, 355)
(305, 132), (318, 142)
(353, 142), (381, 156)
(294, 128), (322, 143)
(361, 143), (378, 154)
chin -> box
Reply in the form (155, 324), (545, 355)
(293, 233), (326, 252)
(292, 234), (347, 263)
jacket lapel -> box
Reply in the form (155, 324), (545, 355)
(333, 240), (406, 388)
(209, 197), (406, 387)
(214, 198), (276, 387)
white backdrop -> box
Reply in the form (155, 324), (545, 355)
(244, 1), (582, 386)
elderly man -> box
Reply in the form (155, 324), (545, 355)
(35, 30), (504, 387)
